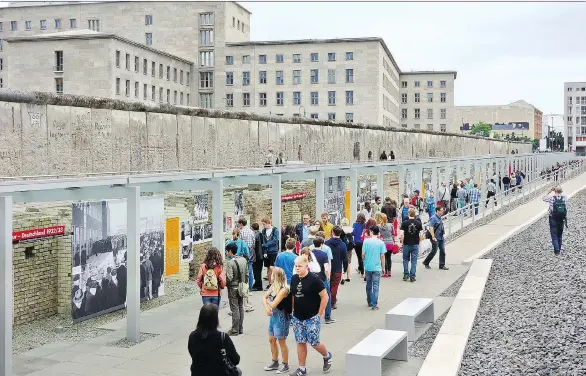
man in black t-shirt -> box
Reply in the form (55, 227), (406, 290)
(289, 255), (332, 376)
(400, 207), (423, 282)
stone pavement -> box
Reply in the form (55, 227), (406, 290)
(12, 171), (586, 376)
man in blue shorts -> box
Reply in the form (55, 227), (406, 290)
(289, 255), (332, 375)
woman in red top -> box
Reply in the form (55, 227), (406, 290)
(196, 247), (226, 307)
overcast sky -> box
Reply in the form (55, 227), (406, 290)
(243, 1), (586, 114)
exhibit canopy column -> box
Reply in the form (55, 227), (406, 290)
(398, 166), (406, 202)
(212, 179), (224, 252)
(377, 168), (384, 201)
(349, 169), (358, 222)
(126, 186), (141, 343)
(0, 196), (13, 376)
(271, 174), (282, 233)
(315, 171), (325, 220)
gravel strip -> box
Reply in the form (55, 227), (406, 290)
(440, 271), (468, 297)
(408, 310), (450, 358)
(107, 333), (159, 348)
(459, 189), (586, 376)
(13, 279), (199, 355)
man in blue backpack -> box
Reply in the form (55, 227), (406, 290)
(542, 186), (568, 256)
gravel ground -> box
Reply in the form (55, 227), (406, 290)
(107, 333), (159, 348)
(13, 279), (199, 355)
(459, 190), (586, 376)
(408, 310), (450, 358)
(440, 271), (468, 297)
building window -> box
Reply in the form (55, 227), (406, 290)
(159, 64), (163, 78)
(414, 124), (420, 130)
(25, 21), (31, 30)
(10, 21), (17, 31)
(151, 85), (155, 101)
(88, 19), (100, 31)
(134, 82), (139, 98)
(311, 53), (319, 62)
(173, 91), (177, 104)
(328, 113), (336, 120)
(226, 72), (233, 85)
(243, 93), (250, 106)
(180, 92), (184, 105)
(55, 78), (63, 94)
(328, 91), (336, 105)
(440, 80), (446, 88)
(311, 113), (318, 119)
(293, 54), (301, 63)
(159, 87), (163, 102)
(328, 53), (336, 61)
(293, 70), (301, 85)
(311, 69), (319, 84)
(166, 66), (170, 80)
(226, 56), (233, 65)
(346, 91), (354, 105)
(259, 92), (267, 106)
(401, 93), (407, 104)
(173, 68), (177, 82)
(226, 93), (233, 107)
(427, 80), (433, 87)
(427, 124), (433, 130)
(40, 20), (47, 30)
(200, 72), (214, 88)
(200, 13), (214, 25)
(414, 93), (420, 103)
(427, 109), (433, 119)
(143, 84), (147, 100)
(327, 69), (336, 84)
(440, 124), (447, 132)
(427, 93), (433, 102)
(414, 109), (420, 119)
(276, 92), (284, 106)
(401, 109), (407, 119)
(414, 81), (420, 87)
(0, 58), (2, 71)
(200, 30), (213, 46)
(293, 92), (301, 105)
(0, 40), (2, 51)
(125, 80), (130, 96)
(125, 53), (130, 70)
(346, 113), (354, 123)
(145, 14), (153, 25)
(186, 72), (190, 86)
(143, 59), (148, 75)
(145, 33), (152, 46)
(259, 70), (267, 84)
(346, 52), (353, 60)
(69, 18), (76, 28)
(55, 50), (63, 71)
(345, 69), (354, 83)
(237, 20), (240, 29)
(401, 123), (407, 128)
(567, 87), (573, 92)
(180, 70), (184, 84)
(440, 93), (447, 103)
(0, 23), (2, 32)
(259, 55), (267, 64)
(200, 51), (214, 67)
(116, 78), (120, 94)
(311, 92), (318, 105)
(54, 19), (61, 29)
(232, 17), (235, 27)
(276, 54), (284, 63)
(276, 71), (284, 85)
(199, 93), (213, 108)
(134, 56), (139, 72)
(243, 55), (250, 64)
(243, 71), (250, 85)
(440, 108), (446, 119)
(401, 81), (407, 88)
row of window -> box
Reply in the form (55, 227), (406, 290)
(566, 105), (586, 115)
(231, 16), (246, 32)
(224, 90), (355, 107)
(401, 92), (448, 103)
(115, 50), (190, 85)
(401, 80), (447, 88)
(225, 52), (354, 65)
(566, 116), (586, 125)
(401, 123), (447, 132)
(115, 78), (190, 105)
(222, 69), (354, 87)
(566, 86), (586, 92)
(401, 108), (448, 120)
(0, 18), (101, 31)
(567, 96), (586, 105)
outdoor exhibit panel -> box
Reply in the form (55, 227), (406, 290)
(71, 196), (165, 321)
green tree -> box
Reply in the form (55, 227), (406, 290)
(469, 121), (492, 137)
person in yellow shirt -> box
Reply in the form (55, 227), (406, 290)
(320, 212), (334, 240)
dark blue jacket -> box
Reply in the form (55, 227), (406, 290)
(352, 223), (364, 244)
(260, 227), (280, 255)
(325, 237), (348, 274)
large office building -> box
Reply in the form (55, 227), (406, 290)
(455, 100), (543, 140)
(563, 82), (586, 152)
(0, 1), (457, 129)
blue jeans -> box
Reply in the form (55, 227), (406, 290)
(402, 244), (419, 278)
(322, 278), (332, 320)
(470, 203), (479, 216)
(202, 296), (221, 307)
(248, 262), (254, 291)
(424, 239), (446, 268)
(548, 216), (564, 253)
(504, 183), (510, 195)
(365, 271), (381, 307)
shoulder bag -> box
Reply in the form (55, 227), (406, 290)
(233, 259), (249, 298)
(220, 332), (242, 376)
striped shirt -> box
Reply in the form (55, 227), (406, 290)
(239, 226), (256, 250)
(469, 188), (481, 203)
(542, 194), (568, 215)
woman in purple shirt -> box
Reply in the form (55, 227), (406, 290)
(352, 213), (366, 279)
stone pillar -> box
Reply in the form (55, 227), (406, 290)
(315, 171), (325, 220)
(0, 196), (12, 376)
(212, 179), (224, 251)
(126, 186), (141, 342)
(431, 164), (438, 196)
(350, 169), (358, 220)
(398, 167), (406, 200)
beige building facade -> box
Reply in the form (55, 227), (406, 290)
(455, 100), (543, 140)
(563, 82), (586, 152)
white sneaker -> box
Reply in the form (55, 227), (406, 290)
(249, 292), (253, 297)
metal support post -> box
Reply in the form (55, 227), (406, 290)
(315, 171), (325, 220)
(398, 167), (405, 202)
(271, 175), (282, 233)
(377, 169), (384, 200)
(212, 179), (224, 251)
(1, 196), (13, 376)
(350, 169), (358, 220)
(431, 165), (438, 196)
(126, 186), (141, 343)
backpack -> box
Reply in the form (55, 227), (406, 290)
(407, 219), (418, 236)
(203, 267), (219, 291)
(342, 232), (354, 251)
(552, 197), (567, 221)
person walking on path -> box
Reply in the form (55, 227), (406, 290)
(373, 196), (382, 214)
(485, 179), (497, 208)
(275, 238), (298, 285)
(377, 213), (395, 278)
(251, 223), (265, 292)
(362, 226), (386, 310)
(196, 247), (226, 307)
(261, 217), (280, 289)
(319, 212), (334, 240)
(400, 208), (423, 282)
(352, 213), (366, 278)
(311, 237), (336, 324)
(289, 255), (333, 376)
(423, 207), (449, 270)
(542, 186), (568, 255)
(262, 267), (292, 374)
(456, 183), (467, 216)
(225, 243), (248, 336)
(295, 214), (312, 243)
(340, 218), (355, 284)
(469, 184), (481, 216)
(324, 226), (348, 309)
(437, 182), (449, 212)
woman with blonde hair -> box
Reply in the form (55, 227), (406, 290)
(262, 267), (291, 374)
(378, 213), (395, 278)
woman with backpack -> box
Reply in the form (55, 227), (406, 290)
(352, 213), (367, 279)
(340, 218), (354, 284)
(196, 247), (226, 306)
(376, 213), (395, 278)
(261, 267), (292, 374)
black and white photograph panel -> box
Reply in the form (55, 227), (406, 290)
(194, 193), (210, 222)
(181, 219), (194, 262)
(204, 223), (213, 240)
(234, 190), (244, 217)
(139, 196), (166, 300)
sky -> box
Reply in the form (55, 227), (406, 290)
(242, 1), (586, 114)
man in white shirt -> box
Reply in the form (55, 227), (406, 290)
(485, 179), (497, 208)
(437, 182), (449, 212)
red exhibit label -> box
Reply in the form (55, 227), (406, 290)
(281, 192), (307, 202)
(12, 225), (66, 242)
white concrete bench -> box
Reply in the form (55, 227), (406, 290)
(385, 297), (434, 341)
(346, 329), (408, 376)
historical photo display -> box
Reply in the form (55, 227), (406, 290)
(181, 219), (194, 262)
(234, 190), (244, 217)
(194, 193), (209, 222)
(71, 196), (165, 321)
